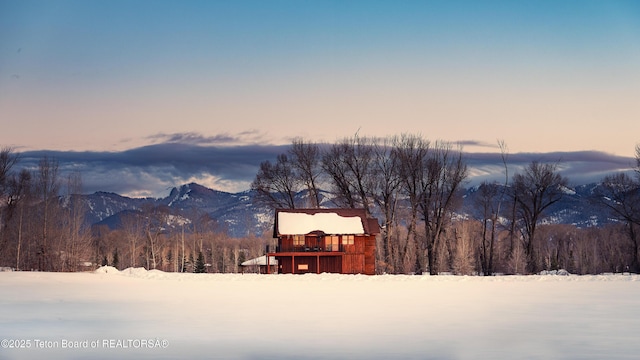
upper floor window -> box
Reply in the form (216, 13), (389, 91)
(326, 235), (339, 251)
(293, 235), (305, 246)
(341, 235), (354, 245)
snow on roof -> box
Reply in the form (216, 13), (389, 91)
(241, 255), (277, 266)
(278, 212), (365, 235)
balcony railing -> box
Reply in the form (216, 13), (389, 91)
(271, 244), (344, 253)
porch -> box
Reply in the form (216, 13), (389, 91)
(266, 252), (343, 274)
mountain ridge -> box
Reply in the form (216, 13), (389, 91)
(73, 182), (616, 238)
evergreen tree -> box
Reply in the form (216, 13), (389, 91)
(187, 253), (194, 272)
(112, 248), (119, 270)
(237, 251), (246, 267)
(194, 251), (206, 273)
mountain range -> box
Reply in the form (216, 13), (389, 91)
(72, 183), (270, 238)
(69, 182), (616, 238)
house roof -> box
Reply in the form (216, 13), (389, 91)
(273, 208), (380, 237)
(241, 255), (278, 266)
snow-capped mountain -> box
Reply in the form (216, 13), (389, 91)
(68, 192), (151, 227)
(76, 183), (272, 238)
(72, 182), (618, 239)
(159, 183), (273, 237)
(460, 183), (615, 228)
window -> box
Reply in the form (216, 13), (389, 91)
(341, 235), (354, 245)
(326, 235), (339, 251)
(293, 235), (305, 246)
(297, 264), (309, 271)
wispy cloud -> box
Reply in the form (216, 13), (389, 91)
(456, 140), (500, 149)
(146, 130), (268, 146)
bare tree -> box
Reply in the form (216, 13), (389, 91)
(0, 147), (20, 193)
(475, 182), (500, 275)
(394, 134), (429, 273)
(289, 138), (323, 208)
(370, 136), (402, 273)
(321, 134), (375, 214)
(508, 236), (527, 274)
(535, 224), (577, 272)
(475, 140), (510, 275)
(0, 147), (20, 242)
(12, 169), (32, 270)
(61, 172), (92, 271)
(418, 142), (468, 275)
(451, 221), (478, 275)
(321, 141), (358, 208)
(341, 134), (375, 215)
(595, 172), (640, 272)
(34, 156), (60, 271)
(252, 154), (300, 209)
(120, 210), (144, 268)
(511, 161), (568, 273)
(141, 204), (170, 269)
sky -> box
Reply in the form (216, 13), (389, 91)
(1, 0), (639, 196)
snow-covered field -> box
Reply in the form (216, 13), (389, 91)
(1, 268), (640, 360)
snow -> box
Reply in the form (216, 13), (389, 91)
(240, 255), (277, 266)
(2, 269), (640, 359)
(278, 212), (365, 235)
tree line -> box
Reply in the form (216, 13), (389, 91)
(1, 137), (639, 275)
(0, 147), (270, 273)
(252, 135), (640, 275)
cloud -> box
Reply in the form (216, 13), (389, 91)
(145, 130), (268, 146)
(18, 141), (288, 197)
(13, 135), (637, 198)
(466, 151), (636, 186)
(456, 140), (500, 149)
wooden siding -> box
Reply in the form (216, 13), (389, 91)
(272, 234), (376, 275)
(340, 235), (376, 275)
(275, 254), (342, 274)
(320, 256), (342, 273)
(342, 254), (364, 274)
(364, 236), (376, 275)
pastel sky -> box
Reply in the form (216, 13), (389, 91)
(1, 0), (639, 156)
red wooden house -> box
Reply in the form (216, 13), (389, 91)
(267, 208), (379, 275)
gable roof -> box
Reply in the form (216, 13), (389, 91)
(273, 208), (380, 237)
